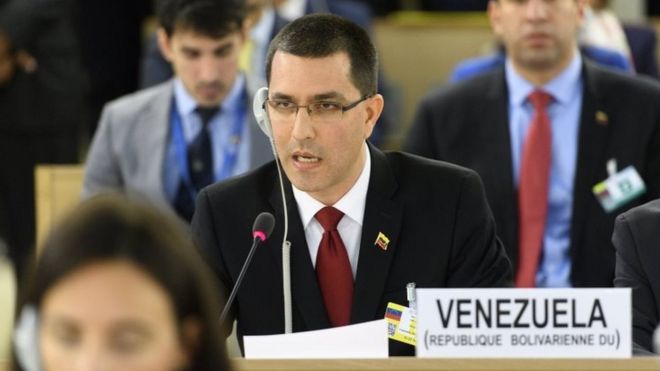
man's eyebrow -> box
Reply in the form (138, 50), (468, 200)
(270, 92), (294, 100)
(213, 42), (234, 53)
(180, 45), (200, 53)
(269, 92), (348, 101)
(312, 92), (346, 101)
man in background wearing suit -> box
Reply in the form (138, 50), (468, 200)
(192, 14), (511, 356)
(0, 0), (86, 282)
(612, 199), (660, 354)
(405, 0), (660, 288)
(83, 0), (272, 222)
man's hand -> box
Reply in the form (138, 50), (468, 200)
(0, 31), (38, 85)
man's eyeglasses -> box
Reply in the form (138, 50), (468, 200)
(263, 95), (373, 123)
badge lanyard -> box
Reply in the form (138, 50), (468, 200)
(170, 90), (247, 199)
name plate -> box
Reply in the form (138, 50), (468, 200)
(416, 288), (631, 358)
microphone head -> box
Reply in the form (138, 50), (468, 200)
(252, 212), (275, 241)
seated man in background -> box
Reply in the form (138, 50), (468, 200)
(612, 199), (660, 354)
(405, 0), (660, 288)
(0, 0), (86, 284)
(83, 0), (272, 222)
(192, 13), (512, 356)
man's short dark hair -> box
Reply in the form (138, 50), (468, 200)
(266, 14), (378, 97)
(158, 0), (246, 38)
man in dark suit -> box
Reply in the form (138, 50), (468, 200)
(613, 199), (660, 354)
(0, 0), (86, 282)
(405, 0), (660, 288)
(192, 14), (512, 356)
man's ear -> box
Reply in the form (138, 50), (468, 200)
(364, 94), (384, 140)
(157, 28), (173, 62)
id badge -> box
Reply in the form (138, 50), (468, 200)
(385, 302), (417, 346)
(592, 160), (646, 213)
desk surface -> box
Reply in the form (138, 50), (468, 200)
(2, 357), (659, 370)
(231, 357), (660, 371)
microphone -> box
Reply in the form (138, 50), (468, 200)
(219, 212), (275, 325)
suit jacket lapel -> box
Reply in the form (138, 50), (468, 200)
(571, 62), (610, 262)
(485, 69), (518, 263)
(268, 171), (330, 330)
(140, 81), (173, 202)
(351, 144), (403, 324)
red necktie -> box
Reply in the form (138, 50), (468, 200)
(516, 90), (552, 288)
(315, 206), (353, 326)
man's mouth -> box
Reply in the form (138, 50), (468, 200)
(293, 154), (321, 164)
(293, 152), (321, 164)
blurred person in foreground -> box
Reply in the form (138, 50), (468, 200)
(12, 194), (230, 371)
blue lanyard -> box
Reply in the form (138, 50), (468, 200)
(219, 89), (247, 179)
(170, 90), (247, 197)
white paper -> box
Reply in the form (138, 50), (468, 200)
(244, 319), (388, 359)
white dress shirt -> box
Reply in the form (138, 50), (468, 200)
(292, 143), (371, 278)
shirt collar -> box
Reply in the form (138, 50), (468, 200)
(173, 73), (246, 116)
(292, 143), (371, 228)
(505, 50), (582, 107)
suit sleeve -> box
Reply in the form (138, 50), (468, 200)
(642, 102), (660, 200)
(446, 170), (513, 287)
(191, 189), (233, 335)
(81, 104), (124, 197)
(612, 213), (657, 353)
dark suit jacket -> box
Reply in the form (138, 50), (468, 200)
(192, 145), (512, 356)
(404, 61), (660, 287)
(613, 199), (660, 353)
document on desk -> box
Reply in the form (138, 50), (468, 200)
(243, 319), (388, 359)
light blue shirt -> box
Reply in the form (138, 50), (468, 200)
(505, 52), (583, 288)
(163, 74), (251, 202)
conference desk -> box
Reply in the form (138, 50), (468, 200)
(1, 357), (659, 370)
(231, 357), (660, 371)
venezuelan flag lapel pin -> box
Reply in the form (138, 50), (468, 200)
(374, 232), (390, 251)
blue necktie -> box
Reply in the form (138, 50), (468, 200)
(173, 106), (218, 221)
(188, 106), (218, 191)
